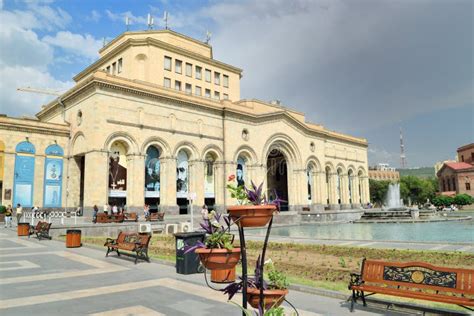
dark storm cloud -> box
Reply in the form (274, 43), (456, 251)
(204, 0), (473, 136)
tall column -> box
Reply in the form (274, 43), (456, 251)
(350, 175), (361, 208)
(310, 170), (323, 211)
(318, 171), (327, 208)
(359, 176), (369, 205)
(340, 174), (351, 209)
(33, 154), (45, 208)
(214, 161), (225, 212)
(2, 151), (15, 208)
(290, 168), (306, 212)
(363, 176), (370, 204)
(189, 159), (205, 208)
(126, 154), (145, 211)
(160, 157), (178, 214)
(328, 173), (339, 210)
(83, 151), (108, 212)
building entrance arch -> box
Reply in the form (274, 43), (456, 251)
(266, 149), (289, 211)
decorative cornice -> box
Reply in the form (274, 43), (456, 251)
(0, 120), (69, 137)
(107, 119), (223, 141)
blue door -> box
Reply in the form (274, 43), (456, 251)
(43, 144), (64, 208)
(13, 141), (36, 207)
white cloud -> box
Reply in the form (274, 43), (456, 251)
(0, 24), (53, 69)
(0, 2), (76, 117)
(43, 31), (101, 59)
(0, 65), (72, 116)
(105, 9), (147, 25)
(86, 9), (101, 22)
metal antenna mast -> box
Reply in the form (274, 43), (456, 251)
(400, 127), (407, 168)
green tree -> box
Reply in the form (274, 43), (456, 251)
(453, 194), (473, 207)
(432, 195), (453, 208)
(369, 179), (390, 206)
(399, 176), (437, 205)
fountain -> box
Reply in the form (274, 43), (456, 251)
(385, 183), (403, 209)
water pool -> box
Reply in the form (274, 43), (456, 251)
(249, 212), (474, 243)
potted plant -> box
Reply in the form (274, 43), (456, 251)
(0, 205), (6, 223)
(227, 176), (284, 227)
(224, 258), (289, 311)
(184, 210), (241, 281)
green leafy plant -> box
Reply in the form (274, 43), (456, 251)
(0, 205), (6, 214)
(267, 261), (289, 290)
(226, 174), (249, 205)
(184, 210), (234, 253)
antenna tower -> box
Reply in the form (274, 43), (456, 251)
(400, 127), (407, 169)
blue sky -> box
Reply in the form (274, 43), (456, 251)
(0, 0), (472, 168)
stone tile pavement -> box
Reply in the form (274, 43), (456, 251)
(0, 228), (469, 316)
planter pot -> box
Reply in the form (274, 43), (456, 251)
(210, 267), (236, 283)
(247, 288), (289, 310)
(227, 205), (277, 227)
(195, 247), (241, 270)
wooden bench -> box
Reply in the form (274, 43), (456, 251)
(146, 212), (164, 222)
(348, 258), (474, 312)
(123, 212), (138, 222)
(96, 213), (124, 223)
(29, 221), (52, 240)
(104, 231), (151, 264)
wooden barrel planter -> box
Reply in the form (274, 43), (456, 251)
(211, 267), (236, 283)
(246, 288), (288, 310)
(195, 247), (241, 270)
(66, 229), (82, 248)
(17, 222), (30, 236)
(227, 205), (277, 228)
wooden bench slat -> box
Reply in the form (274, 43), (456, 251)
(349, 258), (474, 312)
(104, 231), (151, 264)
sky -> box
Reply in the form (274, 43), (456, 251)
(0, 0), (472, 168)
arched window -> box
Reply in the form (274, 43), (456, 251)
(145, 146), (160, 197)
(14, 141), (36, 207)
(43, 144), (63, 207)
(204, 152), (217, 198)
(236, 156), (246, 187)
(176, 150), (189, 197)
(336, 168), (343, 204)
(307, 166), (313, 202)
(325, 166), (331, 204)
(348, 169), (354, 204)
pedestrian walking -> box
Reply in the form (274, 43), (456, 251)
(92, 205), (98, 223)
(15, 204), (23, 225)
(103, 203), (109, 215)
(4, 205), (13, 228)
(112, 204), (118, 215)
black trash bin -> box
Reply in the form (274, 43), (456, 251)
(174, 232), (205, 274)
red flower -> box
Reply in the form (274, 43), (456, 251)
(228, 174), (235, 181)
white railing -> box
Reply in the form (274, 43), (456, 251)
(23, 210), (78, 225)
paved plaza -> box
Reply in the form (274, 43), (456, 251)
(0, 227), (470, 316)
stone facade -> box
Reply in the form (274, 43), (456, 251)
(368, 169), (400, 181)
(0, 30), (369, 215)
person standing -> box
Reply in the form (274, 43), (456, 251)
(4, 205), (13, 228)
(92, 205), (98, 223)
(15, 204), (23, 225)
(103, 203), (109, 215)
(112, 204), (118, 215)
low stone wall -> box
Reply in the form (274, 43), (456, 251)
(299, 210), (364, 223)
(49, 223), (142, 238)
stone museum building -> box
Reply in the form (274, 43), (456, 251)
(0, 30), (369, 215)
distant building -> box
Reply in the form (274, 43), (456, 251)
(369, 163), (400, 181)
(457, 143), (474, 164)
(434, 160), (456, 174)
(437, 143), (474, 196)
